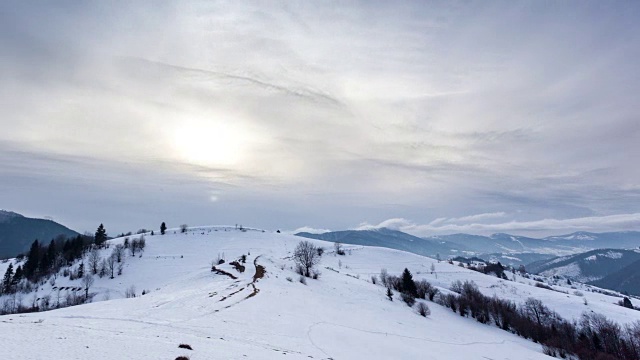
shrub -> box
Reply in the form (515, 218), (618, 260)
(401, 292), (416, 307)
(125, 285), (136, 298)
(286, 277), (293, 282)
(175, 357), (190, 360)
(178, 344), (193, 350)
(299, 276), (307, 285)
(416, 302), (431, 317)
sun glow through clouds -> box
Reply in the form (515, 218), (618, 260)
(172, 119), (248, 167)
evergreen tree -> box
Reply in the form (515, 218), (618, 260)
(401, 268), (417, 297)
(2, 263), (14, 294)
(386, 287), (393, 301)
(95, 224), (107, 246)
(160, 222), (167, 235)
(24, 239), (40, 279)
(623, 297), (633, 309)
(77, 262), (84, 279)
(12, 265), (23, 290)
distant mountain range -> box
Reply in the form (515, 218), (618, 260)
(526, 248), (640, 296)
(296, 228), (458, 258)
(296, 228), (640, 263)
(527, 249), (640, 282)
(0, 210), (79, 258)
(296, 228), (640, 295)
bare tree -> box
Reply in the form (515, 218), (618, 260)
(293, 241), (320, 277)
(180, 224), (188, 233)
(88, 247), (100, 275)
(107, 254), (116, 279)
(113, 244), (125, 263)
(81, 274), (94, 300)
(334, 242), (345, 255)
(99, 258), (108, 278)
(130, 239), (138, 256)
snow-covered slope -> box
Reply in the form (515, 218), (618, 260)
(1, 227), (638, 359)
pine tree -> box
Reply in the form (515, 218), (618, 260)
(77, 262), (84, 279)
(24, 239), (40, 279)
(623, 297), (633, 309)
(401, 268), (417, 297)
(12, 265), (23, 290)
(2, 263), (14, 294)
(95, 224), (107, 246)
(160, 222), (167, 235)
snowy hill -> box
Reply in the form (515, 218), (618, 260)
(1, 227), (639, 359)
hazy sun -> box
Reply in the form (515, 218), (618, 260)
(172, 119), (247, 167)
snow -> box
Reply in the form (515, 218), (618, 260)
(1, 227), (638, 359)
(602, 251), (623, 259)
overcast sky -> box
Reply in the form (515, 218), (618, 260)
(1, 1), (639, 237)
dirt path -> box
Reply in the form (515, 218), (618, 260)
(247, 256), (266, 299)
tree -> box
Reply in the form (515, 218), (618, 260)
(95, 224), (107, 247)
(622, 297), (633, 309)
(160, 222), (167, 235)
(130, 239), (138, 256)
(386, 287), (393, 301)
(334, 242), (345, 255)
(430, 263), (435, 274)
(180, 224), (188, 233)
(107, 254), (116, 279)
(401, 268), (417, 297)
(113, 244), (125, 263)
(293, 241), (320, 277)
(88, 247), (100, 275)
(2, 264), (14, 294)
(24, 239), (40, 279)
(81, 274), (94, 300)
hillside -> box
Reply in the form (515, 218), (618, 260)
(591, 259), (640, 296)
(527, 249), (640, 284)
(1, 227), (639, 359)
(0, 210), (79, 258)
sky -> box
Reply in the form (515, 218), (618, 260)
(1, 1), (639, 237)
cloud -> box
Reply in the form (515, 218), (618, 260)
(1, 1), (639, 234)
(357, 213), (640, 237)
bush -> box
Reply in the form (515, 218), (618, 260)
(299, 276), (307, 285)
(125, 285), (136, 298)
(178, 344), (193, 350)
(416, 302), (431, 317)
(401, 292), (416, 307)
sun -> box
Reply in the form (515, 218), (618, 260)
(172, 119), (247, 167)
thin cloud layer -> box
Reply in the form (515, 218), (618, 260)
(1, 1), (639, 235)
(357, 213), (640, 237)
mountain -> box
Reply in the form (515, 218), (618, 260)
(425, 233), (551, 254)
(527, 248), (640, 283)
(544, 231), (640, 250)
(0, 210), (79, 258)
(1, 226), (639, 359)
(296, 228), (458, 257)
(297, 229), (640, 262)
(591, 259), (640, 296)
